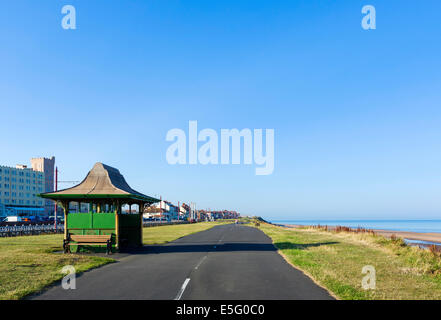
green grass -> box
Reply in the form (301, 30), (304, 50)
(0, 221), (230, 300)
(257, 223), (441, 300)
(0, 234), (113, 300)
(143, 220), (230, 244)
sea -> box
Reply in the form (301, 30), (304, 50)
(269, 220), (441, 234)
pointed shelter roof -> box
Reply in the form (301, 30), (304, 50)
(39, 162), (160, 203)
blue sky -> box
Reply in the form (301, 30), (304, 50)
(1, 1), (440, 220)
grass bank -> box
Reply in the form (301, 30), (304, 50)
(0, 221), (229, 300)
(256, 222), (441, 299)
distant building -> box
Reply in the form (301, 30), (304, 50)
(31, 156), (55, 216)
(144, 200), (179, 221)
(0, 164), (45, 218)
(197, 209), (239, 221)
(181, 203), (191, 220)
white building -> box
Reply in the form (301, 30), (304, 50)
(144, 200), (179, 221)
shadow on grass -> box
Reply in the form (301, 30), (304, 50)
(275, 241), (339, 250)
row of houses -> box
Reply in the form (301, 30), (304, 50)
(143, 199), (239, 222)
(197, 209), (240, 221)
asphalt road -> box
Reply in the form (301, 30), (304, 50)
(32, 224), (334, 300)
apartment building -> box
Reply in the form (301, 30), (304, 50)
(31, 156), (55, 216)
(0, 164), (45, 217)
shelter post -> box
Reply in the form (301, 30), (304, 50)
(139, 201), (144, 246)
(61, 200), (69, 240)
(115, 200), (120, 250)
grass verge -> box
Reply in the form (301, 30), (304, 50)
(143, 220), (230, 244)
(256, 222), (441, 300)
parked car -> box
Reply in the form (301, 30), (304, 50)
(2, 216), (22, 222)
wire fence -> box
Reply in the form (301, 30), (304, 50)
(0, 224), (64, 237)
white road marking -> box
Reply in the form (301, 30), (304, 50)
(195, 256), (207, 270)
(175, 278), (191, 300)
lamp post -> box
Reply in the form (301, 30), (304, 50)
(54, 167), (58, 231)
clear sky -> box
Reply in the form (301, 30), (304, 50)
(1, 1), (440, 220)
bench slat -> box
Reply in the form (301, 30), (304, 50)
(64, 234), (113, 255)
(67, 243), (110, 246)
(70, 235), (111, 238)
(70, 235), (112, 243)
(70, 238), (110, 242)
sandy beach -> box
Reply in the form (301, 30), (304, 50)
(279, 224), (441, 246)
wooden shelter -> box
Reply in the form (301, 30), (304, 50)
(38, 162), (159, 252)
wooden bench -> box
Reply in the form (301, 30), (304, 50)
(64, 234), (113, 254)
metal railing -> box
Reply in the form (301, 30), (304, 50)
(0, 224), (64, 237)
(0, 220), (193, 237)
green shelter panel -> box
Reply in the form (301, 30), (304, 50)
(67, 212), (115, 229)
